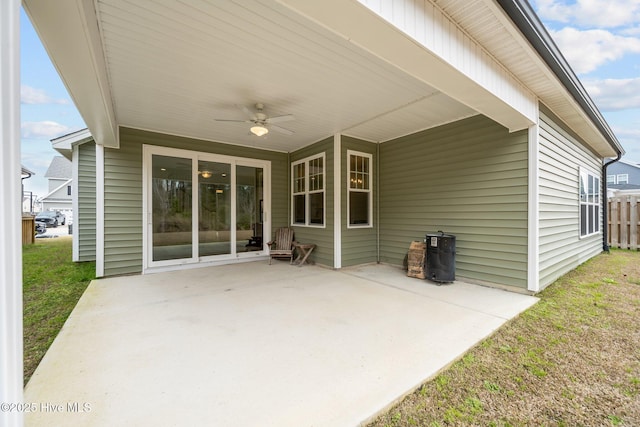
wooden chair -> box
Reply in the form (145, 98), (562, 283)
(267, 227), (295, 264)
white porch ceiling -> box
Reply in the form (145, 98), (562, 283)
(24, 0), (617, 156)
(28, 0), (482, 152)
(96, 0), (478, 152)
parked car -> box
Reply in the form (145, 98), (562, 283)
(35, 210), (66, 227)
(35, 221), (47, 235)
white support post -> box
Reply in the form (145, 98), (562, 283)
(527, 121), (540, 293)
(72, 145), (80, 261)
(333, 133), (342, 269)
(96, 144), (105, 277)
(1, 0), (24, 425)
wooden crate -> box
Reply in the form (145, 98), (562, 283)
(407, 241), (426, 279)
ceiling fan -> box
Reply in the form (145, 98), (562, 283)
(214, 103), (295, 136)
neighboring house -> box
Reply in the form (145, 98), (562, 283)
(39, 156), (73, 219)
(30, 0), (624, 294)
(606, 159), (640, 191)
(51, 129), (95, 262)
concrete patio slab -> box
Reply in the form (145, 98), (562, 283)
(24, 262), (537, 427)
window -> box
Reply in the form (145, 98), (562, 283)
(348, 151), (373, 227)
(291, 153), (325, 226)
(608, 174), (629, 185)
(579, 169), (600, 237)
(617, 174), (629, 184)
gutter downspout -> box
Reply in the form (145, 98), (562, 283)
(602, 153), (622, 252)
(21, 170), (34, 213)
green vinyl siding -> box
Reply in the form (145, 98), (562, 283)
(538, 107), (602, 289)
(77, 141), (96, 261)
(102, 127), (288, 276)
(341, 136), (377, 267)
(103, 140), (143, 276)
(379, 115), (529, 289)
(289, 137), (334, 267)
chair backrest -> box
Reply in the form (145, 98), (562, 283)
(274, 227), (294, 250)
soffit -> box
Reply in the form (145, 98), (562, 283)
(435, 0), (618, 157)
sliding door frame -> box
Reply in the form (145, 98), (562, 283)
(142, 144), (271, 274)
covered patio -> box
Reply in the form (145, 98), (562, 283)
(24, 262), (537, 426)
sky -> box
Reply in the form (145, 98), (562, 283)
(19, 1), (640, 199)
(20, 8), (85, 199)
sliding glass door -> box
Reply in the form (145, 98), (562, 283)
(151, 154), (193, 262)
(145, 146), (269, 270)
(198, 161), (232, 257)
(236, 166), (264, 254)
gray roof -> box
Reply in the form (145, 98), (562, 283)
(609, 184), (640, 190)
(21, 165), (35, 176)
(44, 156), (72, 179)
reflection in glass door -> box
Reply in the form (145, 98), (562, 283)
(152, 154), (193, 261)
(199, 161), (231, 256)
(236, 166), (263, 253)
(146, 147), (269, 270)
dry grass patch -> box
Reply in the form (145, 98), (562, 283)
(369, 250), (640, 427)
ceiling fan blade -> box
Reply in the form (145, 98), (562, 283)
(214, 119), (251, 123)
(238, 105), (258, 121)
(266, 114), (295, 124)
(270, 124), (294, 135)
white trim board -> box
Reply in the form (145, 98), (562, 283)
(527, 122), (540, 293)
(334, 134), (342, 269)
(96, 144), (105, 277)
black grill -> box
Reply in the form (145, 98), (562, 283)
(425, 232), (456, 283)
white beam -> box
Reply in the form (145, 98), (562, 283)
(279, 0), (535, 132)
(0, 0), (24, 425)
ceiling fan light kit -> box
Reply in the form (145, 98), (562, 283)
(250, 125), (269, 136)
(215, 103), (295, 137)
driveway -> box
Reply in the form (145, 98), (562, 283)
(35, 224), (71, 239)
(24, 262), (537, 426)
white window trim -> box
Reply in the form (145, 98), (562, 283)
(347, 150), (373, 229)
(579, 167), (600, 238)
(291, 153), (326, 228)
(616, 173), (629, 184)
(607, 174), (616, 184)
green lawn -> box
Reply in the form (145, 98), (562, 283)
(22, 238), (95, 385)
(369, 249), (640, 426)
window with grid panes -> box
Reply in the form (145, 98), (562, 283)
(348, 151), (372, 227)
(579, 168), (600, 237)
(291, 153), (325, 226)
